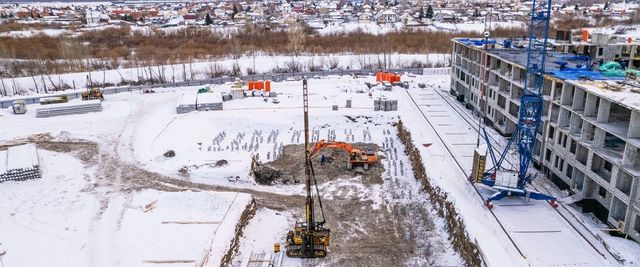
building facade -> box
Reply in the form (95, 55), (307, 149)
(450, 38), (640, 242)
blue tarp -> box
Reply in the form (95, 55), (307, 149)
(457, 38), (497, 47)
(549, 69), (624, 81)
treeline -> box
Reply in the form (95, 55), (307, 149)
(0, 21), (73, 32)
(0, 25), (525, 78)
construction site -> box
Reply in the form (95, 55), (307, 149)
(2, 1), (640, 267)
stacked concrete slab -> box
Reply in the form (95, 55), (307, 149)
(196, 92), (223, 111)
(231, 89), (244, 100)
(374, 98), (398, 111)
(36, 100), (102, 118)
(0, 143), (41, 183)
(176, 92), (198, 114)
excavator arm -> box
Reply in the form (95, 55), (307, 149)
(309, 139), (354, 157)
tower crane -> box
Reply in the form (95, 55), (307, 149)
(473, 0), (558, 209)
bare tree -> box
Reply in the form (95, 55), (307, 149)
(287, 22), (306, 57)
(1, 78), (7, 96)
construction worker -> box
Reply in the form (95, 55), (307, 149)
(320, 154), (326, 165)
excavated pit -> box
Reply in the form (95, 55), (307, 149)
(253, 143), (384, 186)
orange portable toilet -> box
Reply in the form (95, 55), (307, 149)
(248, 81), (254, 90)
(257, 80), (264, 90)
(381, 73), (388, 82)
(376, 72), (381, 82)
(265, 80), (271, 92)
(582, 29), (589, 42)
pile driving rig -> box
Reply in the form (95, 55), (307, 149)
(285, 78), (331, 258)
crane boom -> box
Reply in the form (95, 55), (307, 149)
(309, 140), (354, 157)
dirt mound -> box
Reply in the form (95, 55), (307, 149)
(252, 162), (282, 185)
(253, 143), (384, 186)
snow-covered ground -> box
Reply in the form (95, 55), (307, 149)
(0, 53), (449, 97)
(0, 149), (252, 267)
(1, 73), (638, 266)
(398, 76), (639, 266)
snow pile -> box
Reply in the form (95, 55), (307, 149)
(0, 143), (41, 182)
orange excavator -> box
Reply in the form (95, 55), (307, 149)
(309, 139), (378, 170)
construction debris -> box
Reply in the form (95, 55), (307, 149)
(214, 159), (228, 167)
(143, 200), (158, 212)
(251, 158), (282, 185)
(163, 150), (176, 158)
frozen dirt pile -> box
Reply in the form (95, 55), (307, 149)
(253, 143), (384, 185)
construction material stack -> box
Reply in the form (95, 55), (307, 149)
(248, 80), (272, 92)
(176, 92), (198, 114)
(39, 96), (68, 105)
(373, 98), (398, 111)
(0, 143), (41, 183)
(36, 100), (103, 118)
(375, 72), (401, 83)
(231, 79), (245, 100)
(196, 92), (223, 111)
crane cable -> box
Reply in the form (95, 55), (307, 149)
(309, 159), (327, 224)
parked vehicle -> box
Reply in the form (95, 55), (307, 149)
(82, 88), (104, 101)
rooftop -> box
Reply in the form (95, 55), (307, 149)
(454, 38), (640, 111)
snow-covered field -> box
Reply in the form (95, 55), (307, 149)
(0, 149), (252, 267)
(0, 53), (449, 97)
(1, 73), (638, 266)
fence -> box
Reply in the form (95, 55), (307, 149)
(0, 67), (450, 108)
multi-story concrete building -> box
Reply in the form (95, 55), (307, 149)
(450, 37), (640, 242)
(551, 30), (640, 69)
